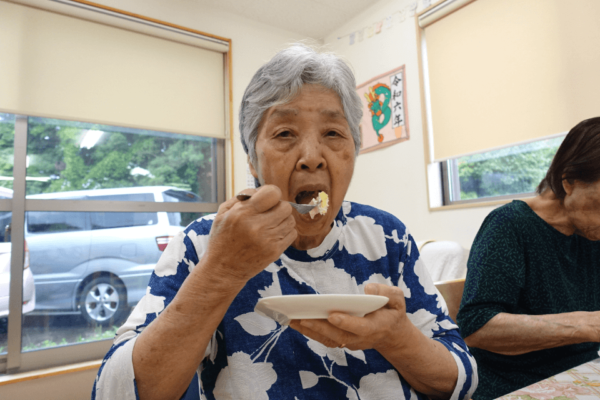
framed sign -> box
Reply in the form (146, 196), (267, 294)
(356, 66), (409, 154)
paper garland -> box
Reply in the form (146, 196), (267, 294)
(338, 0), (433, 45)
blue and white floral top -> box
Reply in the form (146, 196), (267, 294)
(92, 202), (478, 400)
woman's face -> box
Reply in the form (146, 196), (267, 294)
(250, 84), (356, 244)
(563, 179), (600, 241)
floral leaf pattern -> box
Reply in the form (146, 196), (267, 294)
(346, 388), (359, 400)
(93, 202), (478, 400)
(235, 312), (278, 336)
(299, 370), (319, 389)
(344, 348), (367, 364)
(339, 215), (388, 261)
(213, 352), (277, 400)
(358, 272), (393, 293)
(356, 370), (405, 400)
(257, 265), (282, 298)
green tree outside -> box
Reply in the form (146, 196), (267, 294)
(0, 114), (15, 191)
(25, 118), (215, 201)
(456, 137), (564, 200)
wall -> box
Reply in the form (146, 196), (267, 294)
(323, 0), (501, 249)
(0, 368), (98, 400)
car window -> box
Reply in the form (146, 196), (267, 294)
(0, 211), (11, 242)
(27, 212), (88, 233)
(166, 212), (181, 227)
(87, 194), (158, 229)
(90, 212), (158, 230)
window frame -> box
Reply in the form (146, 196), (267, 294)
(441, 158), (541, 206)
(416, 0), (568, 209)
(439, 133), (566, 206)
(1, 0), (232, 374)
(1, 116), (225, 374)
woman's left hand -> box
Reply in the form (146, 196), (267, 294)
(289, 283), (412, 353)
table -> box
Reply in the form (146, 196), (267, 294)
(497, 357), (600, 400)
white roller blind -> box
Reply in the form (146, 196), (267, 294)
(423, 0), (600, 161)
(0, 0), (225, 138)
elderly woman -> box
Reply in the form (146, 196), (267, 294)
(457, 117), (600, 399)
(93, 45), (477, 400)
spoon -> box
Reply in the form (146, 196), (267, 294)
(236, 193), (318, 215)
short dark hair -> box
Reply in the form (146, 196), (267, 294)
(537, 117), (600, 198)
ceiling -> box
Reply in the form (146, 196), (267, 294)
(194, 0), (375, 39)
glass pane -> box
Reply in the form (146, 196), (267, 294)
(0, 241), (12, 355)
(0, 113), (15, 193)
(0, 113), (14, 355)
(452, 136), (565, 201)
(21, 211), (206, 352)
(170, 212), (210, 228)
(0, 240), (32, 355)
(90, 212), (158, 230)
(26, 117), (218, 203)
(0, 211), (12, 354)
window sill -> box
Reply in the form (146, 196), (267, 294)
(0, 359), (101, 386)
(429, 198), (514, 211)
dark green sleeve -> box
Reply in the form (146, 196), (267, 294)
(457, 207), (526, 338)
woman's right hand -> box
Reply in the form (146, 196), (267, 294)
(204, 184), (297, 285)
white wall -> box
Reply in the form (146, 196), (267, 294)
(323, 0), (499, 249)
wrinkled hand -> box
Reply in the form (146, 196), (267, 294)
(290, 284), (413, 353)
(205, 185), (297, 284)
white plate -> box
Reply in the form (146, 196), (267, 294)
(255, 294), (389, 320)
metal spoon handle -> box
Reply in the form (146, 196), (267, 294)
(288, 202), (318, 215)
(236, 193), (317, 215)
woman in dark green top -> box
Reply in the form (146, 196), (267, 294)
(457, 117), (600, 399)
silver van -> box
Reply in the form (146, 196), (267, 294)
(14, 186), (200, 325)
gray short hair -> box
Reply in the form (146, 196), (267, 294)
(239, 44), (363, 167)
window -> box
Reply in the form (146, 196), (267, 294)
(1, 0), (231, 374)
(26, 118), (217, 202)
(163, 189), (206, 227)
(0, 113), (15, 191)
(442, 136), (565, 204)
(0, 212), (11, 243)
(0, 114), (225, 374)
(417, 0), (599, 207)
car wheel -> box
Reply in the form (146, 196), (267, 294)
(80, 277), (127, 326)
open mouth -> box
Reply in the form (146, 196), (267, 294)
(295, 190), (320, 205)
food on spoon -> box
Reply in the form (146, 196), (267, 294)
(308, 191), (329, 219)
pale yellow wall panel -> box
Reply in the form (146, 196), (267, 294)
(0, 368), (97, 400)
(0, 0), (225, 138)
(425, 0), (600, 161)
(554, 0), (600, 126)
